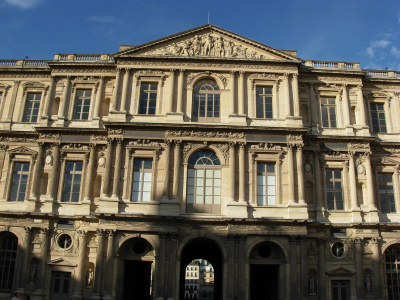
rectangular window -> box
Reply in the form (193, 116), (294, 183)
(132, 159), (153, 202)
(370, 103), (387, 133)
(321, 97), (337, 128)
(257, 162), (276, 205)
(332, 280), (350, 300)
(256, 86), (273, 119)
(378, 173), (395, 213)
(61, 161), (83, 202)
(23, 93), (41, 122)
(326, 169), (343, 210)
(73, 89), (92, 120)
(139, 83), (158, 115)
(9, 162), (30, 202)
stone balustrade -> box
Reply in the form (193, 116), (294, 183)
(53, 53), (114, 62)
(0, 59), (49, 68)
(303, 60), (361, 70)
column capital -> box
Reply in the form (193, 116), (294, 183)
(352, 237), (363, 245)
(292, 73), (298, 79)
(40, 228), (50, 236)
(77, 230), (87, 238)
(174, 139), (182, 147)
(107, 229), (116, 237)
(164, 139), (173, 146)
(96, 229), (106, 237)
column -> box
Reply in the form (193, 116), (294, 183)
(226, 235), (235, 300)
(238, 235), (246, 300)
(110, 69), (122, 111)
(176, 69), (184, 113)
(72, 230), (87, 299)
(284, 73), (291, 117)
(167, 233), (178, 298)
(93, 230), (105, 296)
(353, 238), (364, 298)
(230, 71), (236, 115)
(292, 74), (300, 117)
(300, 236), (308, 300)
(5, 80), (20, 122)
(102, 139), (113, 197)
(238, 142), (246, 202)
(58, 76), (71, 119)
(168, 69), (175, 112)
(341, 84), (351, 127)
(47, 143), (60, 200)
(162, 140), (171, 198)
(18, 227), (32, 290)
(371, 238), (382, 299)
(288, 144), (296, 204)
(83, 144), (96, 202)
(156, 233), (166, 298)
(238, 71), (245, 115)
(289, 236), (298, 300)
(364, 153), (377, 209)
(348, 152), (359, 210)
(296, 145), (305, 204)
(229, 142), (236, 201)
(104, 230), (115, 299)
(30, 142), (44, 199)
(120, 68), (130, 112)
(314, 151), (323, 209)
(309, 83), (319, 127)
(317, 238), (326, 299)
(42, 76), (56, 119)
(93, 76), (105, 119)
(111, 139), (123, 198)
(356, 85), (366, 125)
(172, 140), (181, 198)
(37, 228), (49, 293)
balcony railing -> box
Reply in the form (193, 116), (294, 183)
(54, 54), (114, 62)
(0, 59), (50, 68)
(365, 70), (400, 78)
(303, 60), (361, 70)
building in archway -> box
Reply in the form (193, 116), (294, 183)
(0, 24), (398, 300)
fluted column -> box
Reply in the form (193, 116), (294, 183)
(162, 140), (171, 198)
(176, 69), (184, 113)
(314, 151), (323, 209)
(37, 228), (49, 293)
(230, 71), (236, 115)
(238, 142), (246, 202)
(112, 139), (123, 198)
(238, 235), (246, 300)
(289, 236), (298, 300)
(102, 139), (113, 197)
(93, 76), (105, 119)
(341, 84), (351, 127)
(42, 76), (56, 119)
(167, 233), (178, 298)
(317, 238), (326, 299)
(156, 233), (166, 297)
(47, 143), (60, 200)
(364, 153), (377, 209)
(296, 145), (305, 204)
(299, 236), (308, 299)
(284, 73), (291, 117)
(168, 69), (175, 112)
(288, 144), (296, 204)
(83, 144), (96, 202)
(72, 230), (87, 299)
(93, 230), (105, 296)
(30, 142), (44, 199)
(348, 152), (359, 210)
(229, 142), (236, 201)
(371, 238), (382, 299)
(238, 71), (245, 115)
(356, 85), (366, 125)
(58, 76), (71, 119)
(292, 74), (300, 117)
(172, 140), (181, 198)
(309, 83), (319, 127)
(6, 80), (20, 122)
(104, 230), (115, 299)
(120, 68), (130, 112)
(226, 235), (235, 299)
(19, 227), (32, 290)
(353, 238), (364, 298)
(111, 69), (122, 111)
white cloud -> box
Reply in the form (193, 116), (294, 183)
(366, 47), (374, 58)
(88, 16), (117, 24)
(4, 0), (44, 9)
(390, 46), (400, 57)
(370, 40), (390, 48)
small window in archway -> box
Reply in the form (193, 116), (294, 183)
(192, 80), (220, 123)
(184, 259), (214, 300)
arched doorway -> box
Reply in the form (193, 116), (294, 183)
(180, 238), (223, 300)
(249, 241), (286, 300)
(384, 243), (400, 299)
(0, 232), (18, 292)
(119, 237), (155, 300)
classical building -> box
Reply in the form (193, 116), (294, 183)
(0, 24), (399, 300)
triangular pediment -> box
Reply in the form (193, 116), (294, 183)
(8, 146), (37, 156)
(372, 157), (399, 165)
(115, 24), (301, 62)
(48, 257), (77, 267)
(326, 266), (355, 275)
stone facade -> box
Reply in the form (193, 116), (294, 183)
(0, 24), (398, 300)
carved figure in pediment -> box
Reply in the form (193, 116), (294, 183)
(171, 43), (183, 56)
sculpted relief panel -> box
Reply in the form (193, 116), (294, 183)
(141, 33), (273, 60)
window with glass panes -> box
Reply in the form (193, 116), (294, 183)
(370, 103), (387, 133)
(378, 173), (395, 213)
(0, 92), (3, 106)
(61, 161), (83, 202)
(73, 89), (92, 120)
(9, 162), (30, 202)
(23, 92), (41, 122)
(321, 97), (337, 128)
(186, 150), (221, 213)
(0, 234), (18, 291)
(192, 80), (220, 122)
(385, 245), (400, 300)
(131, 159), (153, 202)
(326, 169), (344, 210)
(139, 83), (157, 115)
(257, 162), (276, 205)
(256, 87), (273, 119)
(331, 280), (350, 300)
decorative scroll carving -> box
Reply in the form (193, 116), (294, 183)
(250, 143), (283, 151)
(186, 71), (228, 88)
(39, 133), (60, 139)
(213, 143), (229, 161)
(166, 130), (244, 139)
(61, 144), (89, 150)
(128, 139), (160, 147)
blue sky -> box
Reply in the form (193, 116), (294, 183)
(0, 0), (399, 71)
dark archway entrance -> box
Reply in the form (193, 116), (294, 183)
(180, 238), (223, 300)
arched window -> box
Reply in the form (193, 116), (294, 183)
(385, 244), (400, 299)
(0, 233), (18, 291)
(187, 150), (221, 213)
(192, 80), (220, 123)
